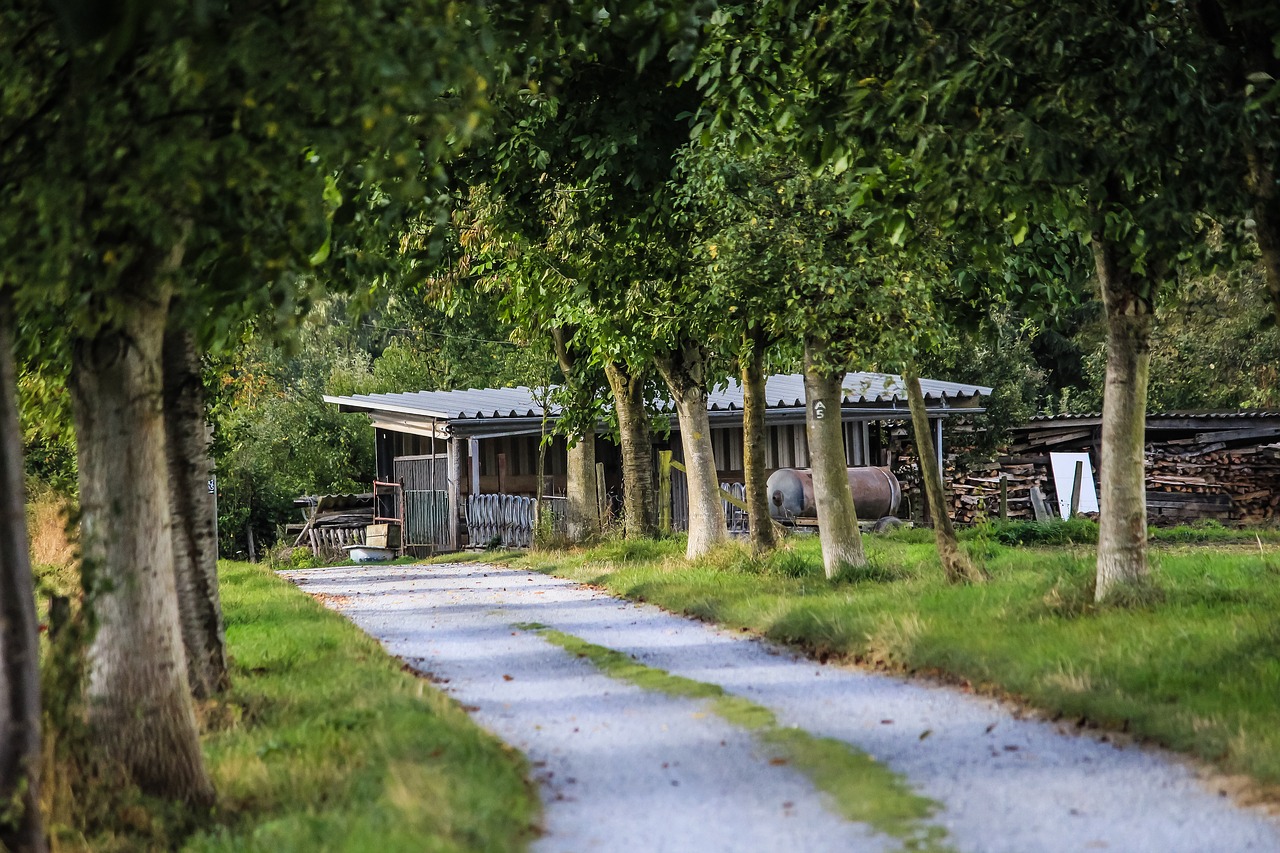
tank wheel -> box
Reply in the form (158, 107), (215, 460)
(872, 516), (902, 534)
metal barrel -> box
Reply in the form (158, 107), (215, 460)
(766, 467), (901, 520)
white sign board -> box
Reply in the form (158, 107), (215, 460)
(1049, 452), (1099, 520)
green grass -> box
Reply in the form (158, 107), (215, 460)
(957, 517), (1280, 547)
(182, 560), (539, 852)
(498, 533), (1280, 802)
(519, 624), (949, 852)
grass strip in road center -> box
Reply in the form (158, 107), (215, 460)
(513, 622), (951, 853)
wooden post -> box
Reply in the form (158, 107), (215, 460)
(497, 452), (508, 494)
(448, 436), (462, 551)
(999, 474), (1009, 521)
(595, 461), (607, 527)
(933, 417), (944, 481)
(658, 450), (673, 534)
(468, 436), (481, 497)
(1070, 459), (1084, 519)
(1030, 485), (1051, 521)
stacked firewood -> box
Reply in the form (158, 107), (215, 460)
(1145, 445), (1280, 524)
(947, 458), (1055, 524)
(943, 447), (1280, 526)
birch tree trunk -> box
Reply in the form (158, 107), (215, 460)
(655, 343), (727, 559)
(741, 332), (777, 553)
(70, 271), (213, 803)
(0, 295), (47, 853)
(904, 370), (984, 583)
(162, 322), (228, 698)
(604, 361), (657, 538)
(1092, 230), (1155, 601)
(802, 338), (866, 577)
(551, 328), (599, 542)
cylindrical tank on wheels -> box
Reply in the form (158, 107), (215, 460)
(766, 467), (901, 522)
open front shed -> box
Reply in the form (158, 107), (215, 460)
(949, 411), (1280, 525)
(325, 371), (990, 551)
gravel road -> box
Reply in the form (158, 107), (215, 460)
(282, 561), (1280, 853)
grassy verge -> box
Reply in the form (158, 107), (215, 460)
(183, 560), (539, 852)
(486, 530), (1280, 803)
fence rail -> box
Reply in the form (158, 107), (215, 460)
(467, 494), (537, 548)
(721, 481), (749, 534)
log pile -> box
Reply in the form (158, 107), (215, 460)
(944, 446), (1280, 526)
(947, 458), (1054, 524)
(1144, 445), (1280, 525)
(887, 414), (1280, 527)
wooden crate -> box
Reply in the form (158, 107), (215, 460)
(365, 523), (401, 549)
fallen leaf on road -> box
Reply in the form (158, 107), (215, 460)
(503, 674), (514, 681)
(769, 758), (788, 766)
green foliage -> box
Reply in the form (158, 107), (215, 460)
(211, 324), (375, 558)
(1, 0), (498, 344)
(677, 143), (938, 375)
(963, 519), (1100, 547)
(931, 319), (1046, 460)
(1076, 263), (1280, 412)
(17, 355), (76, 495)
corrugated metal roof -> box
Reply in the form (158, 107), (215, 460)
(326, 371), (990, 423)
(292, 493), (374, 510)
(706, 373), (991, 411)
(1028, 410), (1280, 423)
(325, 386), (559, 421)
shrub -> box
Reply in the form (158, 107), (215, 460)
(964, 517), (1099, 546)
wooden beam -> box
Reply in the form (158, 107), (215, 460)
(1193, 426), (1280, 444)
(468, 436), (481, 497)
(447, 436), (462, 551)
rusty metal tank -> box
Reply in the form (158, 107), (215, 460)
(766, 467), (902, 521)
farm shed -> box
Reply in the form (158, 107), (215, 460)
(949, 411), (1280, 525)
(325, 371), (990, 551)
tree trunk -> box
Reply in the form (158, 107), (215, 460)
(162, 322), (228, 699)
(741, 331), (777, 553)
(1246, 148), (1280, 330)
(551, 328), (599, 542)
(1092, 231), (1154, 601)
(69, 273), (214, 803)
(603, 361), (657, 538)
(905, 369), (984, 583)
(564, 437), (598, 541)
(654, 343), (728, 559)
(802, 338), (866, 577)
(0, 295), (47, 853)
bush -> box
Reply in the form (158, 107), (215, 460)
(962, 517), (1099, 546)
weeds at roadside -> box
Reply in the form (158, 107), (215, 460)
(830, 553), (905, 585)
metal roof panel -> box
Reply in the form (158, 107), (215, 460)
(327, 371), (991, 423)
